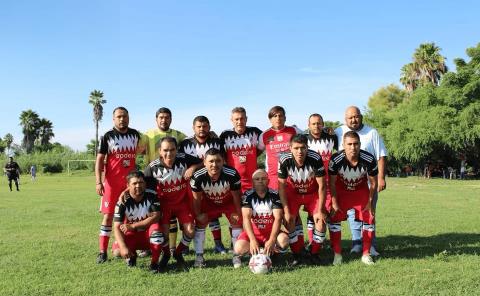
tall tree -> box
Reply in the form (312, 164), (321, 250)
(88, 90), (106, 155)
(413, 42), (448, 86)
(19, 109), (40, 153)
(400, 63), (418, 92)
(37, 118), (55, 146)
(4, 133), (13, 149)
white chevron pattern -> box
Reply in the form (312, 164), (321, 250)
(183, 142), (221, 158)
(152, 163), (187, 185)
(202, 180), (230, 196)
(107, 134), (138, 153)
(339, 165), (367, 182)
(251, 199), (273, 217)
(224, 132), (258, 150)
(288, 165), (315, 183)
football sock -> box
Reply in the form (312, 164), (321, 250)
(149, 232), (164, 263)
(175, 232), (192, 256)
(307, 215), (314, 243)
(311, 229), (326, 254)
(328, 222), (342, 254)
(362, 223), (375, 255)
(194, 227), (206, 255)
(99, 225), (112, 252)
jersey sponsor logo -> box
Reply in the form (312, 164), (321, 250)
(252, 217), (274, 228)
(107, 134), (139, 153)
(268, 142), (289, 151)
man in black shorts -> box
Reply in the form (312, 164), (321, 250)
(4, 157), (20, 191)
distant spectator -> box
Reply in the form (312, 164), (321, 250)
(460, 161), (466, 180)
(30, 165), (37, 182)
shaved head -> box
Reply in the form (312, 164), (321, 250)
(344, 106), (363, 131)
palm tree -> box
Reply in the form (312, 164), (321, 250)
(4, 133), (13, 149)
(19, 109), (40, 153)
(88, 90), (106, 155)
(413, 42), (448, 86)
(400, 63), (419, 92)
(37, 118), (55, 146)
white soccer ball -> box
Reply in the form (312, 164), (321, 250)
(248, 252), (272, 274)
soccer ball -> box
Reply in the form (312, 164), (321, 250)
(248, 253), (272, 274)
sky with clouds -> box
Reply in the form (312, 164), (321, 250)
(1, 1), (479, 151)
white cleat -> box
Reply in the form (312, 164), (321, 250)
(361, 254), (375, 265)
(370, 246), (380, 257)
(333, 253), (343, 266)
(193, 254), (206, 268)
(350, 244), (362, 254)
(232, 255), (242, 269)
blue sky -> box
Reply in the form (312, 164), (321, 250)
(1, 1), (478, 151)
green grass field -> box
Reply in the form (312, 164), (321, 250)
(0, 174), (479, 295)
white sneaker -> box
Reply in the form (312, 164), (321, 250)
(361, 254), (375, 265)
(333, 253), (343, 266)
(350, 244), (362, 254)
(232, 255), (241, 269)
(370, 246), (380, 257)
(193, 254), (206, 268)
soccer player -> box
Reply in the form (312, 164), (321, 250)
(305, 114), (338, 244)
(335, 106), (387, 256)
(258, 106), (302, 190)
(190, 148), (243, 268)
(328, 131), (378, 266)
(112, 171), (164, 273)
(143, 107), (188, 257)
(278, 134), (327, 264)
(144, 137), (203, 271)
(220, 107), (262, 193)
(233, 169), (288, 268)
(95, 107), (145, 264)
(180, 115), (228, 254)
(4, 156), (20, 191)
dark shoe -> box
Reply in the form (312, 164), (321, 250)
(126, 256), (137, 267)
(288, 253), (303, 267)
(173, 253), (189, 272)
(158, 254), (171, 273)
(213, 243), (227, 254)
(150, 263), (159, 274)
(96, 252), (107, 264)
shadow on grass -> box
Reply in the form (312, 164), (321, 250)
(377, 232), (480, 259)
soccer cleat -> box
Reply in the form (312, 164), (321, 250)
(370, 246), (380, 257)
(288, 253), (304, 267)
(126, 256), (137, 267)
(307, 252), (321, 265)
(333, 253), (343, 266)
(232, 255), (242, 269)
(138, 249), (151, 258)
(350, 244), (362, 254)
(361, 255), (375, 265)
(193, 254), (206, 268)
(96, 252), (107, 264)
(149, 263), (159, 274)
(213, 243), (228, 255)
(173, 253), (189, 272)
(158, 253), (171, 273)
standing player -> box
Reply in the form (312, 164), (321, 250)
(258, 106), (302, 190)
(4, 156), (20, 191)
(95, 107), (145, 264)
(335, 106), (386, 256)
(305, 114), (338, 244)
(278, 134), (327, 264)
(328, 131), (378, 265)
(144, 137), (203, 271)
(233, 169), (288, 268)
(190, 148), (243, 268)
(112, 171), (164, 273)
(220, 107), (262, 193)
(143, 107), (188, 257)
(180, 115), (228, 254)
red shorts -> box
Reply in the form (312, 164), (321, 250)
(112, 223), (160, 252)
(329, 187), (374, 224)
(101, 178), (127, 214)
(287, 189), (319, 217)
(160, 201), (194, 225)
(199, 200), (241, 226)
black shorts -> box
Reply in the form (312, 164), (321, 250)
(7, 174), (18, 181)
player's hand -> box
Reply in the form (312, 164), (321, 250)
(230, 212), (240, 225)
(96, 183), (104, 196)
(283, 207), (293, 225)
(120, 223), (134, 234)
(363, 201), (375, 217)
(330, 199), (342, 216)
(316, 208), (328, 225)
(183, 167), (195, 180)
(250, 240), (260, 255)
(264, 239), (275, 256)
(196, 213), (208, 225)
(120, 246), (131, 258)
(378, 177), (386, 192)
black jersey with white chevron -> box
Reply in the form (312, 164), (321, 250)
(328, 150), (378, 191)
(242, 188), (282, 231)
(113, 191), (160, 224)
(190, 165), (241, 205)
(179, 136), (224, 160)
(277, 150), (325, 194)
(306, 131), (338, 163)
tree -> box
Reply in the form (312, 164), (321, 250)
(19, 109), (40, 153)
(86, 139), (96, 155)
(400, 63), (418, 92)
(37, 118), (55, 147)
(88, 90), (106, 155)
(4, 133), (13, 149)
(364, 84), (407, 131)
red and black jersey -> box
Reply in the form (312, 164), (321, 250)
(307, 131), (338, 192)
(113, 191), (160, 224)
(179, 136), (224, 160)
(278, 150), (325, 194)
(242, 189), (282, 233)
(220, 126), (262, 191)
(98, 127), (141, 182)
(144, 153), (202, 205)
(190, 165), (241, 206)
(328, 150), (378, 191)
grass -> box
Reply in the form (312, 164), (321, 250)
(0, 174), (479, 295)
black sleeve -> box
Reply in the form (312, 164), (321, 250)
(186, 153), (202, 166)
(271, 193), (283, 209)
(328, 156), (338, 176)
(113, 200), (126, 222)
(277, 159), (288, 179)
(333, 134), (339, 152)
(230, 169), (242, 191)
(241, 194), (252, 208)
(368, 159), (379, 177)
(190, 174), (203, 192)
(148, 194), (161, 212)
(314, 156), (326, 177)
(143, 165), (157, 191)
(98, 133), (109, 155)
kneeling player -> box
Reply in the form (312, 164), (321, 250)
(233, 169), (288, 268)
(328, 131), (378, 266)
(278, 134), (327, 264)
(112, 171), (164, 273)
(190, 148), (243, 268)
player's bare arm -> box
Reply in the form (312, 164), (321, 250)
(315, 176), (328, 224)
(329, 175), (341, 214)
(123, 210), (161, 232)
(231, 189), (242, 225)
(113, 221), (134, 258)
(265, 208), (283, 256)
(277, 177), (292, 225)
(364, 174), (378, 216)
(183, 163), (203, 180)
(94, 153), (106, 195)
(241, 207), (259, 255)
(192, 191), (207, 225)
(377, 156), (387, 192)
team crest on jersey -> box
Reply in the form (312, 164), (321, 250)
(267, 136), (275, 143)
(107, 134), (138, 153)
(276, 135), (283, 141)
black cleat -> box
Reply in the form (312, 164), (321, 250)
(288, 253), (306, 267)
(150, 263), (159, 274)
(173, 253), (189, 272)
(126, 256), (137, 267)
(158, 254), (171, 273)
(96, 252), (107, 264)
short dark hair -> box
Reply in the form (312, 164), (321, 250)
(193, 115), (210, 125)
(290, 134), (308, 146)
(344, 131), (360, 141)
(159, 136), (178, 148)
(231, 107), (246, 114)
(156, 107), (172, 118)
(308, 113), (323, 122)
(204, 148), (221, 158)
(268, 106), (285, 119)
(126, 170), (145, 183)
(113, 106), (128, 115)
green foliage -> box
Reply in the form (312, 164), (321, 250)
(324, 120), (342, 129)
